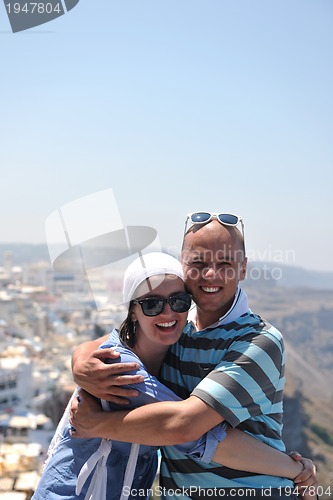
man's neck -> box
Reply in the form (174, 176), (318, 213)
(194, 288), (248, 330)
(195, 305), (230, 330)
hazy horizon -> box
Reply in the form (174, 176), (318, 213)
(0, 240), (332, 276)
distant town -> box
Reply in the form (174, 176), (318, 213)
(0, 248), (127, 499)
(1, 244), (333, 499)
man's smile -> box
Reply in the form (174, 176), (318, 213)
(201, 286), (222, 293)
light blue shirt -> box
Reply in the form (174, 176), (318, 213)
(32, 329), (226, 500)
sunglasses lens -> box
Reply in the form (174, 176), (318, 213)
(141, 298), (163, 316)
(169, 293), (192, 313)
(218, 213), (239, 225)
(190, 212), (211, 224)
(139, 293), (192, 316)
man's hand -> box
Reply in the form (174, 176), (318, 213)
(290, 451), (318, 499)
(72, 345), (144, 404)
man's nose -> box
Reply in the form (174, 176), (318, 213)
(202, 265), (219, 279)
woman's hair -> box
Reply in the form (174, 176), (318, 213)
(118, 302), (136, 348)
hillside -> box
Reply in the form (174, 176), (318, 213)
(243, 282), (333, 497)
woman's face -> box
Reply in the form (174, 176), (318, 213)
(131, 275), (189, 350)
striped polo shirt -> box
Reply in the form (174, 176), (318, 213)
(159, 293), (293, 497)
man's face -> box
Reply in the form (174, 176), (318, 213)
(181, 220), (247, 328)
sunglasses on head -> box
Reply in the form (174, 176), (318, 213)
(184, 212), (244, 235)
(132, 292), (192, 317)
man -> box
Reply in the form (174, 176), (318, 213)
(71, 212), (316, 499)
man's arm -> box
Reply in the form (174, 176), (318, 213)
(70, 390), (317, 495)
(72, 337), (144, 402)
(70, 389), (222, 445)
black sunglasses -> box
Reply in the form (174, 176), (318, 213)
(133, 292), (192, 317)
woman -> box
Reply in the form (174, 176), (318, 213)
(33, 253), (313, 500)
(33, 252), (227, 500)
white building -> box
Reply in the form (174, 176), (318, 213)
(0, 354), (33, 412)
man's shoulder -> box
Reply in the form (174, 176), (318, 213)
(249, 315), (284, 342)
(232, 313), (284, 347)
(211, 311), (265, 335)
(212, 312), (284, 347)
(173, 313), (284, 355)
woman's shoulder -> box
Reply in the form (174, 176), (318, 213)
(99, 328), (141, 367)
(99, 328), (121, 349)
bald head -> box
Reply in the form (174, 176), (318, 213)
(182, 219), (246, 260)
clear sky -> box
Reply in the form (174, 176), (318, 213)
(0, 0), (332, 271)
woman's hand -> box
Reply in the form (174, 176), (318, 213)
(290, 451), (318, 499)
(69, 389), (105, 438)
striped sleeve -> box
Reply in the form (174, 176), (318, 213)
(191, 329), (285, 427)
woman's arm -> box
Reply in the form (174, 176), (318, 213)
(214, 427), (313, 482)
(213, 431), (317, 500)
(214, 430), (317, 499)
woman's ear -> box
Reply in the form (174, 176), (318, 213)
(131, 309), (137, 323)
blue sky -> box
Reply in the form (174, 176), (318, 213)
(0, 0), (332, 271)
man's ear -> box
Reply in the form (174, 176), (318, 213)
(239, 257), (248, 281)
